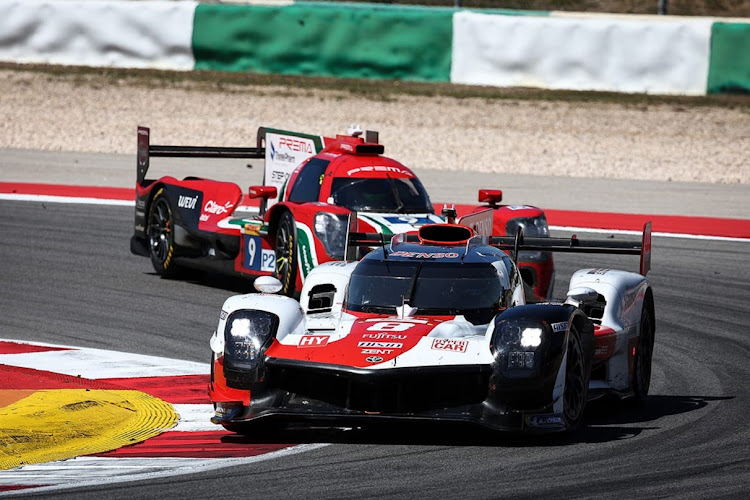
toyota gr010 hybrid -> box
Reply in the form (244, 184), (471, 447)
(130, 126), (555, 299)
(208, 219), (654, 433)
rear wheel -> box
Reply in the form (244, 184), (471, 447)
(563, 324), (589, 431)
(274, 211), (298, 297)
(631, 303), (655, 405)
(147, 189), (180, 277)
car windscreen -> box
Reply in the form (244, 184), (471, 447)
(330, 177), (432, 213)
(288, 158), (330, 202)
(346, 260), (506, 323)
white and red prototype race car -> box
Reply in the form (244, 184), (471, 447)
(130, 126), (554, 299)
(208, 220), (654, 433)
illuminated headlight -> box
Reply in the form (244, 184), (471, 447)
(224, 310), (277, 370)
(314, 212), (348, 259)
(506, 216), (550, 262)
(492, 320), (547, 370)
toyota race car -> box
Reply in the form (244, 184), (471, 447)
(129, 126), (555, 299)
(208, 219), (654, 433)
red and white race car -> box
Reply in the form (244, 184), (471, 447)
(130, 126), (554, 298)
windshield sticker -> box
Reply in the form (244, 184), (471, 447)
(382, 216), (436, 226)
(347, 165), (411, 177)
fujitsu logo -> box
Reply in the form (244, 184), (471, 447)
(178, 195), (198, 209)
(278, 137), (313, 153)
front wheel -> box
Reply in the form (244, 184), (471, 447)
(274, 211), (298, 297)
(562, 324), (589, 431)
(147, 189), (180, 277)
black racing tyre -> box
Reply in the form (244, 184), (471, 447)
(631, 303), (655, 406)
(274, 211), (298, 297)
(147, 189), (179, 277)
(563, 323), (589, 431)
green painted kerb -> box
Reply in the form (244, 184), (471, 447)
(192, 4), (453, 82)
(707, 22), (750, 94)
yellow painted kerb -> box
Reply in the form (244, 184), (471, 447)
(0, 389), (179, 470)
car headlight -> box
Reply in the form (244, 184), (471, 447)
(506, 216), (550, 262)
(224, 310), (278, 371)
(314, 212), (348, 259)
(492, 319), (548, 371)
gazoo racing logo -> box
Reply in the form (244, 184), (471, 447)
(178, 195), (198, 210)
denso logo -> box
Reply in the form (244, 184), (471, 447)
(298, 336), (329, 348)
(278, 137), (313, 153)
(178, 195), (198, 210)
(390, 251), (459, 259)
(203, 200), (233, 216)
(431, 338), (468, 353)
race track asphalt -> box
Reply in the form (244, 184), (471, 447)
(1, 150), (750, 498)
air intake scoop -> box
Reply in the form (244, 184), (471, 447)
(418, 224), (473, 246)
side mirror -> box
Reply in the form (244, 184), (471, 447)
(248, 185), (278, 199)
(254, 276), (283, 294)
(248, 185), (278, 216)
(565, 287), (599, 307)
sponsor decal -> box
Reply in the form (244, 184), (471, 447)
(203, 200), (234, 216)
(269, 142), (297, 163)
(390, 251), (459, 259)
(365, 356), (384, 363)
(431, 338), (468, 353)
(507, 205), (533, 211)
(526, 413), (565, 428)
(358, 342), (403, 349)
(341, 143), (353, 152)
(299, 335), (330, 348)
(362, 349), (395, 355)
(178, 195), (198, 210)
(271, 170), (290, 183)
(136, 199), (146, 209)
(362, 333), (407, 340)
(551, 321), (568, 333)
(135, 210), (145, 217)
(220, 310), (228, 320)
(347, 165), (410, 177)
(587, 269), (610, 275)
(278, 137), (313, 154)
(134, 224), (145, 233)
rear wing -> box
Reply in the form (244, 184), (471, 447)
(345, 216), (652, 277)
(136, 126), (265, 187)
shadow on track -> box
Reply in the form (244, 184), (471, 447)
(217, 394), (732, 448)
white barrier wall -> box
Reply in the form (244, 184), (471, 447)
(0, 0), (197, 70)
(451, 12), (713, 95)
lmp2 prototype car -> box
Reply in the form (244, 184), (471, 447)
(130, 126), (554, 299)
(208, 219), (654, 433)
